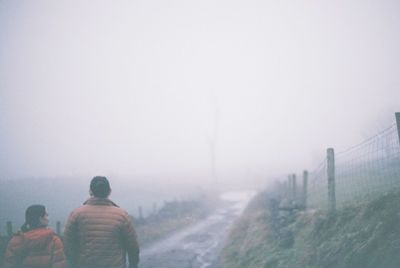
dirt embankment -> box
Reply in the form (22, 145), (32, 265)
(220, 190), (400, 268)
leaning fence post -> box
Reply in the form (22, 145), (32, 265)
(6, 221), (13, 236)
(327, 148), (336, 214)
(56, 221), (61, 235)
(303, 170), (308, 209)
(396, 113), (400, 145)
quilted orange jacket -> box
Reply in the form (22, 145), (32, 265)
(3, 227), (67, 268)
(64, 197), (139, 268)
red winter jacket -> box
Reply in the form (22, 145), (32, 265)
(3, 227), (67, 268)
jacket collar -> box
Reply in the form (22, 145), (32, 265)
(83, 197), (119, 207)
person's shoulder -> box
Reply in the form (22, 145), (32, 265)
(7, 231), (25, 247)
(67, 204), (88, 219)
(108, 206), (131, 220)
(109, 205), (128, 214)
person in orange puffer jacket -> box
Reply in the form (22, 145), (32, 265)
(3, 204), (67, 268)
(64, 176), (139, 268)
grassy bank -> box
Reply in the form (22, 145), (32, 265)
(220, 190), (400, 268)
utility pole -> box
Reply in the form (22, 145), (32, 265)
(208, 91), (219, 183)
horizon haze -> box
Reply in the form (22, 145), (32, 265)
(1, 0), (400, 187)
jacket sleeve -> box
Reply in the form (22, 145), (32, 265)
(51, 235), (67, 268)
(63, 211), (79, 267)
(3, 235), (24, 268)
(121, 212), (140, 268)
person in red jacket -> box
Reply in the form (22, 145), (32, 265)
(3, 204), (67, 268)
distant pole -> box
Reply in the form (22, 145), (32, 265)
(327, 148), (336, 214)
(292, 174), (297, 201)
(209, 138), (217, 182)
(396, 113), (400, 145)
(303, 170), (308, 209)
(6, 221), (13, 236)
(208, 91), (219, 183)
(138, 206), (143, 219)
(56, 221), (61, 235)
(288, 175), (292, 199)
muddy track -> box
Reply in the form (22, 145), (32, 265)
(139, 191), (254, 268)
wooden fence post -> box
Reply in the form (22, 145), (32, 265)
(303, 170), (308, 209)
(327, 148), (336, 214)
(292, 174), (297, 201)
(396, 113), (400, 145)
(138, 206), (143, 219)
(6, 221), (13, 236)
(56, 221), (61, 235)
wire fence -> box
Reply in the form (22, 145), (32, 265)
(307, 159), (327, 210)
(306, 122), (400, 211)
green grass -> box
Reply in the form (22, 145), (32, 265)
(221, 190), (400, 268)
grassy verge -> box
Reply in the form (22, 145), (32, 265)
(220, 190), (400, 268)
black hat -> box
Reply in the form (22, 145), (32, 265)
(90, 176), (111, 197)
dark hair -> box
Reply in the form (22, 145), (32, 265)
(21, 205), (46, 232)
(90, 176), (111, 198)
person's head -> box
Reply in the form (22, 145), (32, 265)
(21, 204), (49, 232)
(90, 176), (111, 198)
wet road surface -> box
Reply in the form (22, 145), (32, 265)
(139, 191), (255, 268)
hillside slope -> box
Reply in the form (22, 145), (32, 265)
(220, 190), (400, 268)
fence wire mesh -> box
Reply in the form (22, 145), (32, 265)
(335, 124), (400, 208)
(306, 123), (400, 210)
(307, 159), (327, 210)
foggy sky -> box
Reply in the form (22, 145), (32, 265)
(1, 0), (400, 185)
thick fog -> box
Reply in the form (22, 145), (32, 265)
(1, 0), (400, 193)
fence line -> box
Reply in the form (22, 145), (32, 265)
(307, 159), (327, 210)
(283, 113), (400, 212)
(334, 123), (400, 208)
